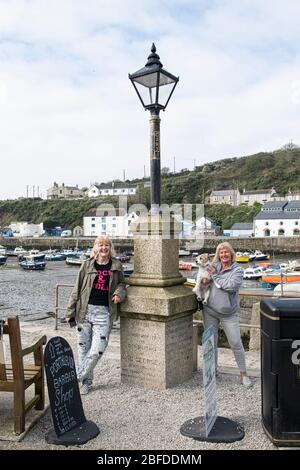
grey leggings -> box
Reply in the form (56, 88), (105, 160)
(202, 307), (247, 373)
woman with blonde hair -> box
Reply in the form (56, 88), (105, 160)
(201, 241), (252, 387)
(65, 236), (126, 394)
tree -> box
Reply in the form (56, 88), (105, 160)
(282, 141), (299, 151)
(161, 167), (170, 175)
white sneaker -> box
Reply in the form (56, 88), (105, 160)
(241, 375), (252, 388)
(80, 383), (91, 395)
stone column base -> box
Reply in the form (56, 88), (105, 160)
(120, 284), (197, 389)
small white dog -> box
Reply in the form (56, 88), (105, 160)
(192, 253), (213, 305)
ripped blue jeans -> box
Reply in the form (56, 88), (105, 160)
(76, 304), (112, 386)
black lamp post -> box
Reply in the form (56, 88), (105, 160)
(129, 43), (179, 211)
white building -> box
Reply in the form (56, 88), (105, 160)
(193, 216), (219, 236)
(240, 188), (276, 206)
(208, 189), (241, 207)
(10, 222), (44, 237)
(254, 201), (300, 237)
(86, 182), (138, 198)
(223, 223), (253, 237)
(83, 208), (140, 237)
(73, 226), (83, 237)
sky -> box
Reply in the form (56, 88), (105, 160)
(1, 0), (300, 200)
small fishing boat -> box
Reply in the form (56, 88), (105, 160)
(0, 255), (7, 266)
(116, 255), (131, 263)
(45, 253), (65, 261)
(65, 254), (89, 266)
(19, 259), (46, 270)
(273, 281), (300, 297)
(13, 246), (28, 256)
(261, 271), (300, 284)
(243, 267), (263, 280)
(249, 250), (270, 261)
(236, 252), (249, 263)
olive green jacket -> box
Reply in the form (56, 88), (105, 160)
(65, 257), (127, 323)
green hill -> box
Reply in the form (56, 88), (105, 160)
(0, 146), (299, 230)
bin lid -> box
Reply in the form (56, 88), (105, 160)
(260, 297), (300, 319)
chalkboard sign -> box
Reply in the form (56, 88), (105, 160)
(44, 337), (85, 437)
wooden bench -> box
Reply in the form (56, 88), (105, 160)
(0, 316), (47, 435)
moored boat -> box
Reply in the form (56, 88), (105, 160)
(236, 252), (249, 263)
(0, 255), (7, 266)
(243, 267), (263, 280)
(249, 250), (270, 261)
(19, 259), (46, 270)
(273, 281), (300, 296)
(45, 253), (65, 261)
(261, 271), (300, 284)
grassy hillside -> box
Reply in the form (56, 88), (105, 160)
(0, 147), (299, 229)
(158, 147), (300, 204)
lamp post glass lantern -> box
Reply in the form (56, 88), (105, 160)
(129, 43), (179, 208)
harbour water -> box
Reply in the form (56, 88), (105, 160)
(0, 253), (298, 322)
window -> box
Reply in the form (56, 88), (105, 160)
(294, 229), (300, 236)
(295, 221), (299, 225)
(91, 224), (95, 228)
(92, 218), (95, 221)
(279, 221), (283, 225)
(278, 229), (285, 236)
(102, 224), (106, 230)
(265, 222), (269, 226)
(264, 229), (270, 237)
(112, 224), (116, 228)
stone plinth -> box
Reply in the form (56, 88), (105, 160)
(249, 302), (261, 351)
(120, 213), (197, 389)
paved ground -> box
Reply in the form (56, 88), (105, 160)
(0, 318), (276, 451)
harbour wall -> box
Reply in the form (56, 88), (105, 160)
(1, 236), (300, 254)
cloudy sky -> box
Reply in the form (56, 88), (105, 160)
(1, 0), (300, 200)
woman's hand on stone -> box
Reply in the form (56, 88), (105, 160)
(112, 294), (121, 304)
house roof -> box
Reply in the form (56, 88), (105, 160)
(84, 208), (127, 217)
(286, 201), (300, 210)
(242, 189), (272, 195)
(255, 211), (300, 220)
(230, 223), (253, 230)
(261, 201), (288, 210)
(210, 190), (239, 197)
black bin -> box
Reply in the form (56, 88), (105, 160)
(260, 298), (300, 447)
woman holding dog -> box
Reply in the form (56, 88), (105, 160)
(201, 241), (252, 387)
(65, 236), (126, 395)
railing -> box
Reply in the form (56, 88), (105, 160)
(54, 283), (74, 330)
(54, 282), (300, 331)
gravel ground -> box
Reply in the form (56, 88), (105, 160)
(0, 260), (276, 450)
